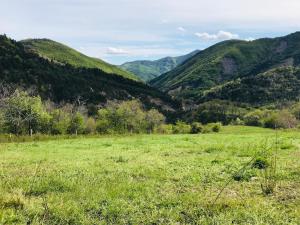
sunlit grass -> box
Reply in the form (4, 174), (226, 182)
(0, 126), (299, 224)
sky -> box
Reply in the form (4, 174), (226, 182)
(2, 0), (300, 65)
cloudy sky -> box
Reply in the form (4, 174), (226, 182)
(2, 0), (300, 64)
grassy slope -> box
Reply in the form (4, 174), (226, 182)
(1, 127), (299, 224)
(150, 32), (300, 100)
(120, 50), (200, 82)
(21, 39), (139, 81)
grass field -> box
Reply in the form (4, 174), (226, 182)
(0, 126), (299, 224)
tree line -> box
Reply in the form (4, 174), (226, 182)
(0, 88), (224, 136)
(0, 88), (165, 135)
(186, 100), (300, 129)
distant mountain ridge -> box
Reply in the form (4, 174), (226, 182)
(150, 32), (300, 105)
(0, 35), (178, 113)
(120, 50), (200, 82)
(21, 39), (139, 81)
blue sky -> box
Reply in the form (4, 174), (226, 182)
(2, 0), (300, 65)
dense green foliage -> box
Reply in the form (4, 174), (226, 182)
(0, 35), (179, 115)
(120, 50), (199, 82)
(0, 90), (168, 135)
(150, 32), (300, 104)
(184, 99), (300, 129)
(96, 100), (165, 134)
(0, 127), (299, 224)
(22, 39), (139, 81)
(201, 67), (300, 105)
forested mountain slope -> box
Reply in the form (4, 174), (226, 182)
(150, 32), (300, 103)
(120, 50), (199, 82)
(0, 35), (178, 113)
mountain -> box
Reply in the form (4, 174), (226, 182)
(201, 66), (300, 105)
(0, 35), (179, 114)
(120, 50), (200, 82)
(150, 32), (300, 104)
(21, 39), (139, 81)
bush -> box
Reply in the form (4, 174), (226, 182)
(230, 117), (244, 125)
(233, 170), (256, 182)
(264, 110), (298, 129)
(96, 118), (110, 134)
(85, 117), (96, 134)
(274, 110), (298, 129)
(49, 109), (70, 135)
(252, 158), (269, 169)
(1, 90), (51, 135)
(145, 109), (165, 133)
(190, 122), (203, 134)
(154, 124), (173, 134)
(172, 121), (191, 134)
(211, 123), (222, 132)
(67, 112), (85, 135)
(244, 110), (265, 127)
(204, 123), (222, 133)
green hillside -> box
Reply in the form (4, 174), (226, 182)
(0, 35), (178, 114)
(201, 66), (300, 105)
(150, 32), (300, 102)
(21, 39), (139, 81)
(120, 50), (199, 82)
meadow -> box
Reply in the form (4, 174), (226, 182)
(0, 126), (299, 224)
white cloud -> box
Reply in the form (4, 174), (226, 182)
(195, 31), (239, 41)
(106, 47), (130, 55)
(177, 27), (186, 32)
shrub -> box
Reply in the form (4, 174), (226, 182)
(264, 110), (298, 129)
(244, 110), (265, 126)
(230, 117), (244, 125)
(96, 118), (110, 134)
(154, 124), (173, 134)
(252, 158), (269, 169)
(211, 123), (222, 132)
(204, 123), (222, 133)
(274, 110), (298, 129)
(49, 109), (70, 135)
(1, 90), (51, 135)
(190, 122), (203, 134)
(172, 121), (191, 134)
(67, 112), (85, 135)
(233, 170), (256, 182)
(145, 109), (165, 133)
(85, 117), (96, 134)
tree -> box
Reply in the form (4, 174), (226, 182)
(1, 90), (50, 135)
(96, 108), (111, 134)
(49, 109), (70, 135)
(117, 100), (146, 133)
(145, 109), (165, 133)
(265, 110), (298, 129)
(85, 117), (97, 134)
(67, 112), (84, 135)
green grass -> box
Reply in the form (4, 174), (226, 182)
(21, 39), (139, 81)
(0, 126), (299, 224)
